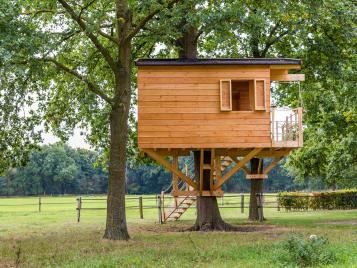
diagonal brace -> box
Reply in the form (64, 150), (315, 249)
(263, 156), (284, 175)
(142, 149), (198, 189)
(213, 148), (262, 190)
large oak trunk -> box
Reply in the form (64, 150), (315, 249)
(248, 158), (264, 221)
(103, 41), (131, 240)
(191, 151), (232, 231)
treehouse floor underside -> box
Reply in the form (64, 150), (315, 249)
(141, 147), (291, 197)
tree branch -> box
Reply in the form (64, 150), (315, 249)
(43, 58), (113, 105)
(98, 29), (120, 45)
(126, 0), (180, 40)
(261, 19), (304, 57)
(57, 0), (117, 71)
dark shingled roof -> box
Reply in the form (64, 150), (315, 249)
(135, 58), (302, 66)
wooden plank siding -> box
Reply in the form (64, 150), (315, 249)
(138, 65), (271, 149)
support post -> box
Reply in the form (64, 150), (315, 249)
(76, 196), (82, 223)
(38, 197), (41, 213)
(139, 196), (143, 219)
(199, 149), (204, 196)
(172, 154), (179, 192)
(185, 164), (189, 190)
(241, 194), (244, 213)
(210, 149), (215, 191)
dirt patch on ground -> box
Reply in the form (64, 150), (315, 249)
(322, 220), (357, 225)
(0, 260), (16, 268)
(130, 223), (289, 234)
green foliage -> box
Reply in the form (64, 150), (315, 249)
(0, 144), (107, 195)
(278, 190), (357, 211)
(274, 234), (337, 267)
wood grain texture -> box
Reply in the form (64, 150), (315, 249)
(138, 65), (271, 149)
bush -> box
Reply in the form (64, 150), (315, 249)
(278, 190), (357, 211)
(274, 234), (337, 267)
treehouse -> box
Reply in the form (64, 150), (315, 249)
(136, 58), (304, 221)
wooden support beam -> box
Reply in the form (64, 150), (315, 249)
(200, 149), (204, 196)
(263, 157), (284, 175)
(214, 155), (222, 186)
(246, 174), (268, 179)
(228, 154), (250, 174)
(172, 190), (224, 197)
(142, 149), (198, 189)
(213, 148), (263, 190)
(210, 149), (215, 191)
(241, 165), (251, 174)
(172, 154), (179, 192)
(270, 74), (305, 81)
(258, 158), (262, 172)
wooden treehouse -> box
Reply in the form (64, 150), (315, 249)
(136, 58), (304, 222)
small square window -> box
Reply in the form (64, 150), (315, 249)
(220, 79), (266, 111)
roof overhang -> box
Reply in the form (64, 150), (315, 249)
(135, 58), (302, 67)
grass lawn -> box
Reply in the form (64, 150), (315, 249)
(0, 195), (356, 267)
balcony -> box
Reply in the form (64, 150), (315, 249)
(271, 108), (303, 148)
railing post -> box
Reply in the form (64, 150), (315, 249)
(298, 107), (303, 146)
(76, 196), (82, 223)
(241, 193), (244, 213)
(38, 197), (41, 213)
(139, 196), (143, 219)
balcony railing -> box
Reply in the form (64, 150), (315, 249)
(271, 107), (303, 148)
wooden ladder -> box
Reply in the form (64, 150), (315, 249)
(213, 156), (233, 177)
(163, 193), (197, 222)
(163, 157), (233, 223)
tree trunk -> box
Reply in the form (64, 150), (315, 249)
(191, 151), (232, 231)
(176, 24), (198, 59)
(103, 40), (131, 240)
(248, 158), (264, 221)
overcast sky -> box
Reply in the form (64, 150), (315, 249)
(42, 128), (91, 150)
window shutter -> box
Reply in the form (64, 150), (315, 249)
(220, 80), (232, 111)
(254, 79), (266, 110)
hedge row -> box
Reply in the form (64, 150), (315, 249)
(277, 190), (357, 211)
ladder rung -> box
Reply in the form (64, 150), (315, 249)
(203, 164), (211, 170)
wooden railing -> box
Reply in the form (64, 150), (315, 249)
(271, 107), (303, 148)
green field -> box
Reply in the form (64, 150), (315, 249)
(0, 195), (356, 267)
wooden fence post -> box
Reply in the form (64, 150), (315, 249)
(77, 196), (82, 223)
(157, 195), (162, 224)
(277, 195), (280, 211)
(161, 191), (165, 222)
(38, 197), (42, 212)
(241, 194), (244, 213)
(139, 196), (143, 219)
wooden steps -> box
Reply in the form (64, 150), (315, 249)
(163, 195), (196, 222)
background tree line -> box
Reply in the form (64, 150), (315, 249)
(0, 144), (328, 196)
